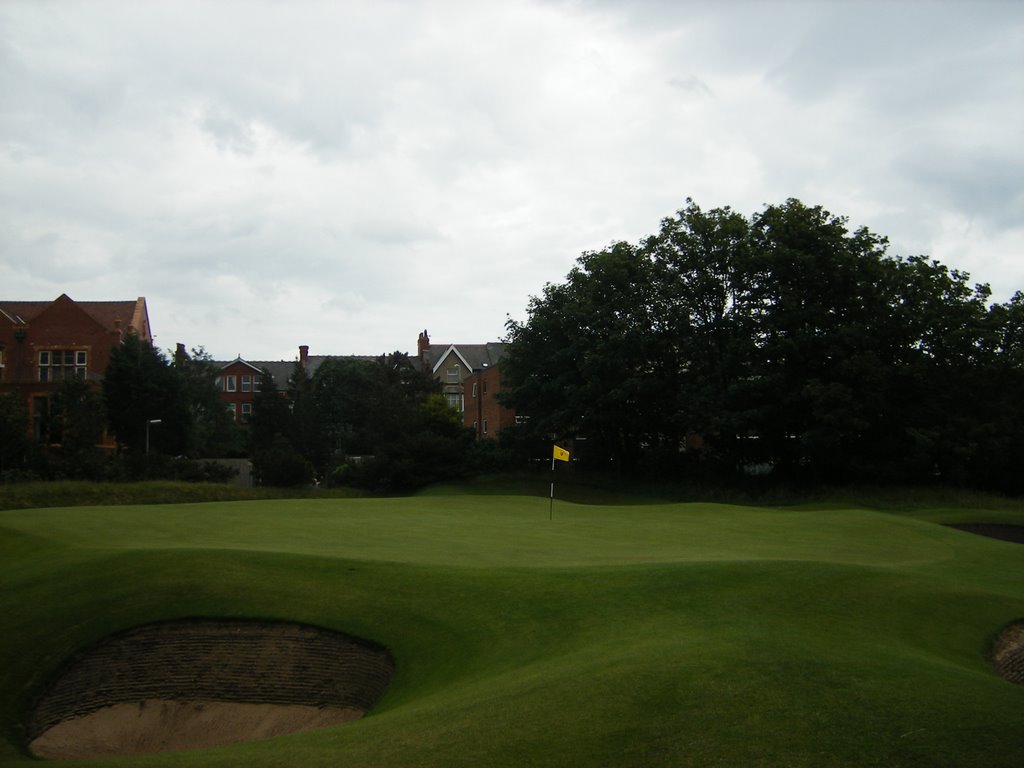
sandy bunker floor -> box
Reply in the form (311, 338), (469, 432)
(27, 619), (394, 760)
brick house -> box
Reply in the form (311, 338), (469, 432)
(0, 294), (151, 445)
(209, 337), (516, 438)
(416, 330), (517, 438)
(212, 345), (338, 422)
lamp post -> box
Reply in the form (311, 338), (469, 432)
(145, 419), (162, 455)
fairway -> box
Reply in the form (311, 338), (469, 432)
(2, 493), (1023, 767)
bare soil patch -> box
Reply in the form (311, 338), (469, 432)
(26, 619), (393, 760)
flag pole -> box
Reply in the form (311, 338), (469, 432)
(550, 444), (570, 520)
(549, 449), (555, 520)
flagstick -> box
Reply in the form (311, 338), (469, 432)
(549, 452), (555, 520)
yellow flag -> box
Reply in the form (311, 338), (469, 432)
(553, 445), (570, 462)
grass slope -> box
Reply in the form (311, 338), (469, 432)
(1, 491), (1022, 767)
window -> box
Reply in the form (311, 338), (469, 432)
(226, 403), (237, 421)
(446, 365), (460, 383)
(225, 375), (237, 392)
(39, 349), (87, 382)
(444, 392), (463, 412)
(240, 402), (252, 422)
(471, 382), (478, 398)
(483, 419), (488, 434)
(241, 375), (252, 392)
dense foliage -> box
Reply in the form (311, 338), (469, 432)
(502, 198), (1024, 493)
(101, 338), (246, 472)
(250, 353), (474, 490)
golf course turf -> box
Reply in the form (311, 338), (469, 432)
(1, 489), (1022, 767)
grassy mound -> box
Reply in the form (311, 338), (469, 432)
(1, 489), (1022, 767)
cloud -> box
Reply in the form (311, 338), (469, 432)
(1, 0), (1022, 358)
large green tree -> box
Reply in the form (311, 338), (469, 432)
(312, 354), (469, 490)
(503, 241), (666, 469)
(102, 334), (189, 456)
(48, 377), (107, 477)
(173, 346), (245, 458)
(0, 393), (28, 475)
(501, 197), (1021, 491)
(249, 370), (312, 487)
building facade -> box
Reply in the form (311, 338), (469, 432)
(416, 330), (516, 438)
(211, 345), (339, 422)
(0, 294), (151, 444)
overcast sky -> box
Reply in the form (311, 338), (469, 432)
(2, 1), (1022, 361)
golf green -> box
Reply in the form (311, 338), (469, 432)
(1, 494), (1022, 767)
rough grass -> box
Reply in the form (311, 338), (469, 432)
(0, 480), (365, 511)
(1, 487), (1022, 767)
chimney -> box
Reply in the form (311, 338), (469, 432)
(417, 329), (430, 361)
(174, 343), (187, 365)
(299, 345), (309, 372)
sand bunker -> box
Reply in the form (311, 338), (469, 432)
(946, 523), (1024, 544)
(27, 619), (394, 760)
(991, 621), (1024, 687)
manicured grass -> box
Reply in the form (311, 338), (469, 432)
(1, 490), (1022, 767)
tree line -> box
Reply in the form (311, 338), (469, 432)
(0, 337), (474, 490)
(4, 196), (1020, 493)
(501, 198), (1024, 493)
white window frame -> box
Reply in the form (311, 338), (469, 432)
(39, 349), (87, 382)
(225, 375), (237, 393)
(240, 402), (252, 421)
(241, 375), (252, 392)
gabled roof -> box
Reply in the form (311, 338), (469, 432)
(218, 358), (267, 375)
(0, 295), (151, 340)
(424, 342), (507, 373)
(430, 345), (473, 376)
(211, 355), (380, 388)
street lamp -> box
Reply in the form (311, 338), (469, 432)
(145, 419), (162, 455)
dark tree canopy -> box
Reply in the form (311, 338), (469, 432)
(0, 393), (29, 475)
(173, 346), (246, 459)
(502, 198), (1023, 493)
(102, 334), (189, 456)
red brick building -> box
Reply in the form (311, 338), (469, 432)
(212, 345), (337, 422)
(215, 358), (266, 423)
(0, 294), (151, 444)
(416, 330), (517, 438)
